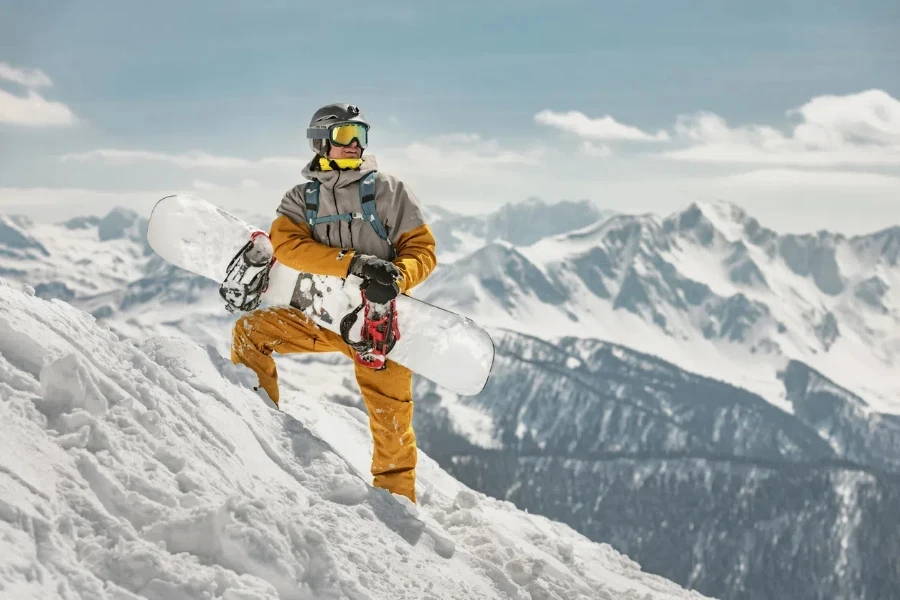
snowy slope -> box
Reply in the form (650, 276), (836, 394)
(0, 278), (708, 600)
(418, 201), (900, 413)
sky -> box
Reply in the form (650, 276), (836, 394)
(1, 0), (899, 234)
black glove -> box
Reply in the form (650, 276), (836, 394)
(361, 279), (398, 304)
(349, 254), (400, 303)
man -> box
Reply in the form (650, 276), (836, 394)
(231, 103), (437, 503)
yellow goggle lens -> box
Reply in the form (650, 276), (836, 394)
(330, 123), (368, 148)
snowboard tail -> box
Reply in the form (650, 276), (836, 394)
(147, 195), (495, 396)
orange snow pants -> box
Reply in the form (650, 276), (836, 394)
(231, 306), (417, 503)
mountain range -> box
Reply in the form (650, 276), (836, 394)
(1, 195), (898, 600)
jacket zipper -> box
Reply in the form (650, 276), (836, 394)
(332, 170), (345, 248)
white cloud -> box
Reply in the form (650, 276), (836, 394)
(192, 180), (223, 191)
(665, 89), (900, 166)
(0, 186), (284, 223)
(580, 141), (612, 158)
(433, 132), (483, 144)
(0, 187), (164, 220)
(192, 178), (261, 192)
(534, 109), (670, 142)
(61, 149), (306, 169)
(62, 132), (541, 181)
(0, 62), (53, 88)
(719, 168), (900, 187)
(0, 61), (76, 127)
(381, 132), (546, 175)
(0, 88), (77, 126)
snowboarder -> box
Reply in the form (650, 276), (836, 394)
(231, 103), (437, 504)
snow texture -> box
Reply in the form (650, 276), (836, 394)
(0, 278), (708, 600)
(419, 200), (900, 414)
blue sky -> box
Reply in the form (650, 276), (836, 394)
(1, 0), (899, 232)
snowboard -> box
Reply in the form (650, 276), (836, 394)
(146, 195), (495, 396)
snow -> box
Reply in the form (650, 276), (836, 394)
(0, 278), (709, 600)
(9, 198), (896, 417)
(424, 200), (900, 415)
(428, 386), (502, 450)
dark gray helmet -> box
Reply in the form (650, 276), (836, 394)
(307, 103), (370, 155)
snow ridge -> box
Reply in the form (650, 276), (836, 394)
(0, 278), (707, 600)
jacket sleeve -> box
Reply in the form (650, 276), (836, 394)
(393, 223), (437, 293)
(375, 173), (437, 293)
(269, 214), (354, 278)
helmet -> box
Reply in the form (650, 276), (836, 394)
(307, 103), (370, 155)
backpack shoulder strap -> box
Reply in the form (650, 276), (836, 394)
(359, 172), (386, 238)
(304, 180), (321, 226)
(359, 171), (396, 258)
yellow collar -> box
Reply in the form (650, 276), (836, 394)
(318, 157), (363, 171)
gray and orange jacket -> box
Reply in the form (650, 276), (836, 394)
(271, 155), (437, 294)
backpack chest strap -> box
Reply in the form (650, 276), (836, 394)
(303, 171), (395, 259)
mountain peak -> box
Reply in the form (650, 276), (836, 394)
(0, 214), (49, 256)
(851, 224), (900, 266)
(97, 206), (147, 242)
(484, 197), (611, 247)
(664, 200), (750, 246)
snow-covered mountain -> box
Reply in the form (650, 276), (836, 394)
(1, 209), (152, 303)
(407, 331), (900, 600)
(0, 278), (707, 600)
(425, 197), (615, 262)
(418, 201), (900, 414)
(2, 198), (899, 600)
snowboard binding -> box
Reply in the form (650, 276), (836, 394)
(219, 231), (275, 313)
(340, 291), (401, 370)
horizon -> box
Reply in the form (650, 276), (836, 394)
(5, 196), (899, 239)
(1, 1), (899, 234)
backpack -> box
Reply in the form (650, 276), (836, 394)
(303, 171), (396, 259)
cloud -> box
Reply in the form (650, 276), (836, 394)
(0, 88), (77, 127)
(381, 132), (546, 175)
(193, 178), (261, 191)
(0, 62), (53, 88)
(59, 134), (544, 183)
(0, 61), (76, 127)
(718, 168), (900, 187)
(192, 180), (223, 191)
(0, 185), (285, 223)
(535, 109), (670, 142)
(61, 148), (306, 169)
(580, 141), (612, 158)
(664, 89), (900, 166)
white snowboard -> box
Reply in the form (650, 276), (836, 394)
(146, 195), (494, 396)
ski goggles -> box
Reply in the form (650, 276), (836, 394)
(307, 122), (369, 148)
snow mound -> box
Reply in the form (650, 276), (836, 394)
(0, 278), (709, 600)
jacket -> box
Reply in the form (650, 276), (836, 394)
(271, 155), (436, 293)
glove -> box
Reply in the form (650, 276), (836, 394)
(361, 279), (399, 304)
(349, 253), (400, 283)
(349, 254), (400, 303)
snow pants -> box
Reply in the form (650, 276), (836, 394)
(231, 306), (417, 503)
